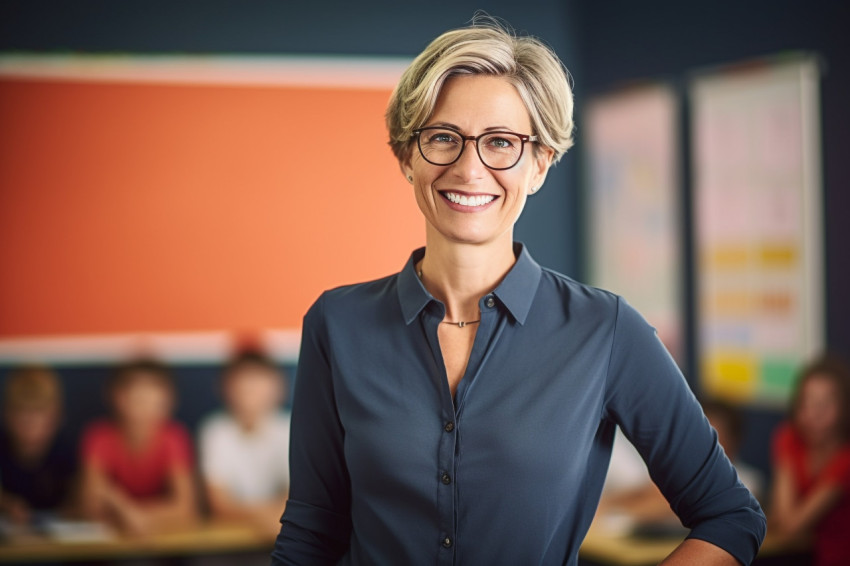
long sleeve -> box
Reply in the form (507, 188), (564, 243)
(271, 294), (352, 565)
(604, 298), (766, 565)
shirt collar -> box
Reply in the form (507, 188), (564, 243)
(397, 243), (542, 326)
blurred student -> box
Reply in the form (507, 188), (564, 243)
(770, 355), (850, 566)
(80, 359), (197, 535)
(0, 365), (77, 524)
(199, 351), (289, 536)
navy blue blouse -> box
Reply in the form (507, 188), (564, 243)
(272, 244), (765, 565)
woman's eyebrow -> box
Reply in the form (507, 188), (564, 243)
(424, 122), (518, 133)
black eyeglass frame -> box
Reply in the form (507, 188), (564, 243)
(412, 126), (538, 171)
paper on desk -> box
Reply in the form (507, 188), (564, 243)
(41, 519), (115, 543)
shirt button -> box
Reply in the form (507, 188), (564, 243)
(441, 472), (452, 485)
(444, 422), (455, 432)
(442, 536), (453, 548)
(485, 295), (495, 308)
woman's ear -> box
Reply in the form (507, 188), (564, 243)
(399, 146), (415, 184)
(529, 146), (554, 194)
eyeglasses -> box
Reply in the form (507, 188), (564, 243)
(412, 126), (538, 171)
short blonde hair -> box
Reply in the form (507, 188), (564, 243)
(3, 365), (62, 411)
(386, 17), (574, 164)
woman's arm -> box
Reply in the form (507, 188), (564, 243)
(271, 295), (352, 565)
(662, 539), (741, 565)
(605, 298), (766, 565)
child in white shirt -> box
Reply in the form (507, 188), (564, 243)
(199, 351), (290, 536)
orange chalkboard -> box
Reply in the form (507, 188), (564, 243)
(0, 70), (423, 338)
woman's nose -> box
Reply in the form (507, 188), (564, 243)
(451, 138), (486, 179)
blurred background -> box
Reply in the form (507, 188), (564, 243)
(0, 0), (848, 563)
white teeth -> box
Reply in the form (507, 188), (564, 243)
(444, 192), (495, 207)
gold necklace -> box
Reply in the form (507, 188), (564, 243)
(417, 268), (481, 328)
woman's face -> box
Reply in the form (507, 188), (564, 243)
(795, 374), (842, 446)
(402, 75), (553, 248)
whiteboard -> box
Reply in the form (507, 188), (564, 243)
(585, 84), (683, 364)
(691, 56), (823, 406)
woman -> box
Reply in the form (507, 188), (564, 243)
(272, 19), (765, 565)
(770, 356), (850, 565)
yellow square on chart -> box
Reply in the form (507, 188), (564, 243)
(702, 354), (759, 403)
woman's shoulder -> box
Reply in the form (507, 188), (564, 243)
(319, 272), (399, 303)
(537, 266), (628, 319)
(540, 267), (620, 302)
(306, 272), (402, 323)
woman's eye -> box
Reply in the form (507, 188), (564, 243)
(487, 136), (514, 149)
(430, 133), (457, 144)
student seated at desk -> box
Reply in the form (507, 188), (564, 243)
(199, 350), (290, 538)
(80, 359), (197, 535)
(770, 355), (850, 566)
(0, 365), (77, 524)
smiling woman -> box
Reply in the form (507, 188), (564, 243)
(271, 16), (765, 566)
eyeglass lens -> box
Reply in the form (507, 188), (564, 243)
(417, 128), (526, 170)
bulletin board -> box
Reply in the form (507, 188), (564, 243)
(0, 55), (421, 361)
(585, 84), (683, 363)
(691, 56), (823, 406)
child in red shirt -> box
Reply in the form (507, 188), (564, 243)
(770, 355), (850, 566)
(80, 359), (197, 535)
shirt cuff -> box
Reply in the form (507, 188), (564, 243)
(686, 507), (766, 565)
(281, 498), (352, 545)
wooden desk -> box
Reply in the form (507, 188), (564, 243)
(580, 516), (788, 566)
(0, 517), (792, 565)
(579, 520), (683, 566)
(0, 520), (275, 563)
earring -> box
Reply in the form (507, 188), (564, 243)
(530, 186), (539, 194)
(407, 175), (413, 183)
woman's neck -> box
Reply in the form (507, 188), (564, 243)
(418, 234), (517, 323)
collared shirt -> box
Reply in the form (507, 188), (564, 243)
(272, 244), (766, 566)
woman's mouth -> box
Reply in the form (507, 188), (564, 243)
(440, 191), (497, 208)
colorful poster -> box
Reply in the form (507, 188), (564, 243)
(691, 57), (823, 406)
(585, 85), (683, 363)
